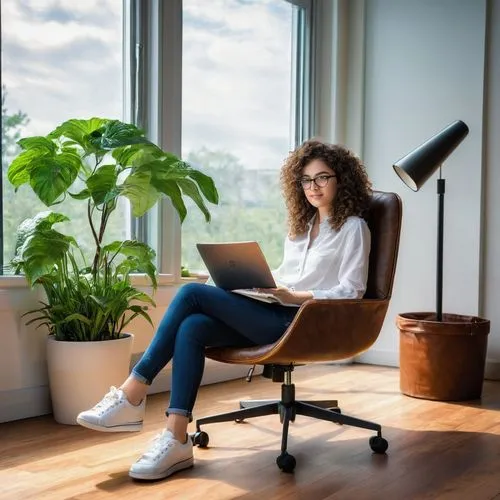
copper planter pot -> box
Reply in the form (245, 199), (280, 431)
(397, 312), (490, 401)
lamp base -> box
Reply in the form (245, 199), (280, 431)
(397, 312), (490, 401)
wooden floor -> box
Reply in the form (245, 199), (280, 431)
(2, 364), (500, 500)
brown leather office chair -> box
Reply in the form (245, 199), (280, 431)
(192, 191), (402, 472)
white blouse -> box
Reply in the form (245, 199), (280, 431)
(273, 215), (371, 299)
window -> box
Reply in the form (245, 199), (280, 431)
(181, 0), (312, 273)
(0, 0), (313, 281)
(1, 0), (127, 274)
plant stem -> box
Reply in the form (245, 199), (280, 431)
(88, 200), (100, 276)
(88, 201), (99, 246)
(91, 205), (107, 276)
(91, 202), (115, 276)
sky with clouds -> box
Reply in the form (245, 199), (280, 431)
(2, 0), (294, 171)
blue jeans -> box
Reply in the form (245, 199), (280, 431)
(132, 282), (297, 420)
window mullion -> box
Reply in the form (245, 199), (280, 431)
(126, 0), (182, 278)
(292, 0), (315, 146)
(126, 0), (149, 247)
(156, 0), (183, 278)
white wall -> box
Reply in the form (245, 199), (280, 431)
(356, 0), (500, 372)
(483, 0), (500, 378)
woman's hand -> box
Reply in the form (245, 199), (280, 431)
(255, 286), (313, 305)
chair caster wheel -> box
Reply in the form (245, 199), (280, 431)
(192, 431), (209, 448)
(369, 435), (388, 454)
(235, 418), (245, 423)
(276, 452), (296, 473)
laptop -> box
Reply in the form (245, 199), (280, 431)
(196, 242), (299, 307)
(196, 241), (276, 290)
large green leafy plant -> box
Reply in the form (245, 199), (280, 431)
(8, 118), (218, 341)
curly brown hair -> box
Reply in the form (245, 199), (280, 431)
(281, 140), (372, 238)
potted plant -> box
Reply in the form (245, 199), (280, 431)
(8, 117), (218, 424)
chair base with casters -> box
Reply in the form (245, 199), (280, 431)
(191, 364), (389, 473)
(190, 191), (401, 473)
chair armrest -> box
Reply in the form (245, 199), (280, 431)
(205, 298), (389, 365)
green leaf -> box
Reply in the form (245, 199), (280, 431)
(14, 211), (70, 253)
(16, 230), (75, 285)
(124, 305), (154, 328)
(86, 165), (118, 205)
(61, 140), (81, 148)
(68, 188), (91, 200)
(147, 158), (218, 206)
(12, 212), (75, 285)
(188, 169), (219, 204)
(88, 120), (152, 150)
(150, 178), (187, 222)
(25, 315), (50, 327)
(48, 117), (109, 151)
(178, 178), (211, 222)
(18, 136), (57, 153)
(120, 170), (161, 217)
(103, 240), (158, 289)
(103, 240), (155, 261)
(149, 158), (190, 180)
(8, 149), (41, 188)
(114, 257), (135, 277)
(139, 261), (158, 289)
(58, 313), (93, 326)
(112, 142), (165, 167)
(137, 157), (217, 222)
(128, 291), (156, 306)
(28, 151), (81, 206)
(8, 137), (57, 188)
(88, 294), (107, 310)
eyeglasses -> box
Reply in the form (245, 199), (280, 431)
(299, 174), (336, 190)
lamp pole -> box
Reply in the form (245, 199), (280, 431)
(436, 175), (445, 322)
(393, 120), (469, 321)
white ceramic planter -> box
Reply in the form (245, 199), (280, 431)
(46, 333), (134, 425)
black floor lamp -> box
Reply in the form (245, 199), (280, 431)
(392, 120), (469, 321)
(392, 120), (490, 401)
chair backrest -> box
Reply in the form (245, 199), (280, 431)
(363, 191), (402, 300)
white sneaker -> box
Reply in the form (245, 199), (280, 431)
(76, 386), (145, 432)
(129, 430), (194, 481)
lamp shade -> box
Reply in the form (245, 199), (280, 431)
(393, 120), (469, 191)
